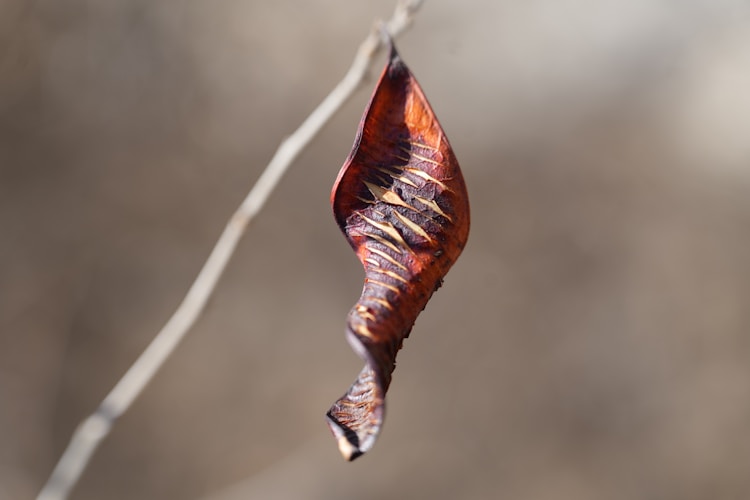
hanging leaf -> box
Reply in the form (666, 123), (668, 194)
(326, 41), (470, 460)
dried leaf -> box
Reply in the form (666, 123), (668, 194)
(327, 42), (470, 460)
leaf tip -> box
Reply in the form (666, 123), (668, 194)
(326, 411), (366, 461)
(338, 436), (364, 461)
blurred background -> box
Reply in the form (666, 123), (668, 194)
(2, 1), (750, 499)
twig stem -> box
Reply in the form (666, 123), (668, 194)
(36, 1), (424, 499)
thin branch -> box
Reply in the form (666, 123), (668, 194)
(36, 2), (425, 499)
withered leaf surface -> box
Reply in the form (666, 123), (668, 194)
(327, 43), (470, 461)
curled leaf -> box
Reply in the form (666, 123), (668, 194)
(327, 42), (470, 460)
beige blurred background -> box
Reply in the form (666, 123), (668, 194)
(2, 1), (750, 499)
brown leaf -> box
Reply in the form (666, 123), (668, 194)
(327, 42), (470, 460)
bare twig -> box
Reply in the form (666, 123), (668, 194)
(37, 1), (425, 499)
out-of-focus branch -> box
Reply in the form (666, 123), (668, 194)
(36, 1), (425, 499)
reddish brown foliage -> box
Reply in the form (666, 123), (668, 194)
(327, 42), (470, 460)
